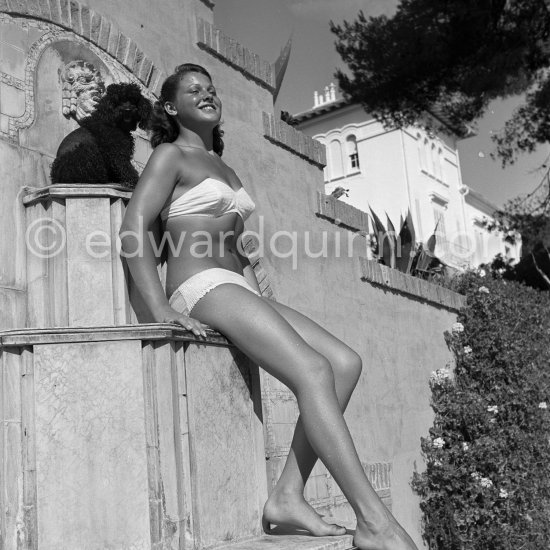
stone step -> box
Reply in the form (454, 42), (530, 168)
(216, 524), (358, 550)
(218, 534), (357, 550)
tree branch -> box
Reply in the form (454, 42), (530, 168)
(531, 250), (550, 289)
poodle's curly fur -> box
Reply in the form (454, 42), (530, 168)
(51, 82), (152, 188)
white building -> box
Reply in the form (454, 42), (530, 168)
(462, 186), (517, 267)
(293, 85), (520, 269)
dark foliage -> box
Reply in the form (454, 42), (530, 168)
(485, 198), (550, 253)
(482, 181), (550, 289)
(485, 246), (550, 291)
(51, 82), (152, 188)
(331, 0), (550, 164)
(413, 272), (550, 548)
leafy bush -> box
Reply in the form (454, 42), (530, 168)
(412, 271), (550, 549)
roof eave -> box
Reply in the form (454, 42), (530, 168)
(292, 98), (350, 123)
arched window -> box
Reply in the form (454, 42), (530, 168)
(433, 208), (448, 255)
(346, 135), (360, 172)
(417, 133), (425, 171)
(475, 229), (486, 264)
(329, 139), (344, 179)
(437, 147), (444, 181)
(422, 138), (429, 172)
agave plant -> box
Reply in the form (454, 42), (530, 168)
(369, 207), (415, 273)
(410, 218), (451, 280)
(369, 207), (445, 278)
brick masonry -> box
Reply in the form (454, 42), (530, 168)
(263, 113), (327, 168)
(316, 191), (369, 232)
(359, 257), (467, 312)
(241, 235), (275, 300)
(0, 0), (164, 93)
(305, 461), (393, 514)
(196, 17), (275, 92)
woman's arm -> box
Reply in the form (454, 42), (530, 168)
(120, 144), (207, 337)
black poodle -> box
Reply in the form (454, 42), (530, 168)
(51, 82), (152, 188)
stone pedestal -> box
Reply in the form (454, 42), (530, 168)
(12, 185), (360, 550)
(23, 184), (158, 328)
(0, 326), (268, 550)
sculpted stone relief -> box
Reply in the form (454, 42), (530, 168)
(0, 13), (153, 175)
(61, 60), (105, 123)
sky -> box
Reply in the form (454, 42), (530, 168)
(214, 0), (549, 209)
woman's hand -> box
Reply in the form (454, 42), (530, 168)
(156, 307), (209, 338)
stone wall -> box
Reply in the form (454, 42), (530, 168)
(0, 1), (464, 547)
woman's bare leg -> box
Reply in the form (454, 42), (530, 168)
(261, 299), (362, 535)
(191, 285), (418, 550)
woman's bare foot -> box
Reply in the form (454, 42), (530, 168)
(353, 515), (419, 550)
(262, 490), (347, 536)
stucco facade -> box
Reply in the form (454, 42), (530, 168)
(294, 91), (521, 269)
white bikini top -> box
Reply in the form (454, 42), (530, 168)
(161, 177), (256, 222)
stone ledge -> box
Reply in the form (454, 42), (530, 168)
(0, 323), (231, 347)
(0, 0), (165, 94)
(214, 531), (355, 550)
(196, 17), (275, 92)
(316, 192), (369, 232)
(263, 113), (326, 168)
(22, 183), (133, 205)
(359, 257), (466, 312)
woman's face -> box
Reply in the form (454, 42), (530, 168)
(166, 71), (222, 130)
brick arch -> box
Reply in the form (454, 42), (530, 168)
(0, 0), (165, 95)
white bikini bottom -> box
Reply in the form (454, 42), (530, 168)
(168, 267), (261, 315)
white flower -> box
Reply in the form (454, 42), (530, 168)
(436, 368), (451, 379)
(499, 488), (508, 498)
(433, 459), (443, 466)
(462, 442), (470, 451)
(430, 368), (452, 387)
(464, 346), (472, 355)
(479, 269), (487, 277)
(432, 437), (445, 449)
(539, 402), (548, 409)
(480, 477), (493, 489)
(471, 472), (481, 480)
(478, 286), (490, 294)
(452, 322), (464, 335)
(487, 405), (499, 414)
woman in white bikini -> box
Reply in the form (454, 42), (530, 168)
(120, 63), (418, 550)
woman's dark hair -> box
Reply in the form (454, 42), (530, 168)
(149, 63), (224, 155)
